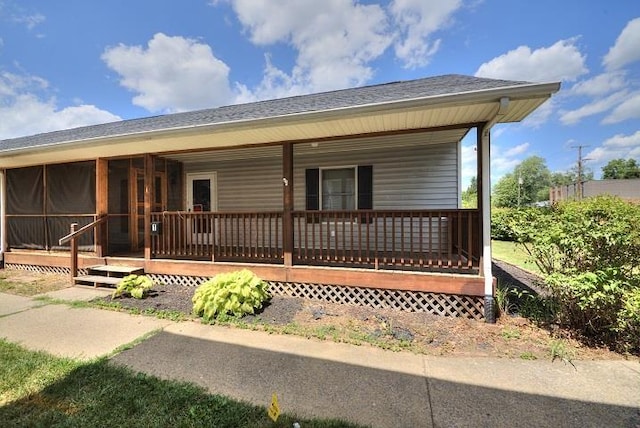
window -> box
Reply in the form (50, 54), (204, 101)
(322, 167), (355, 210)
(306, 165), (372, 211)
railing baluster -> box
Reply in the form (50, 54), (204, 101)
(447, 212), (453, 268)
(400, 213), (405, 266)
(418, 212), (424, 268)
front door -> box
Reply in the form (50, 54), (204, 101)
(186, 172), (217, 243)
(129, 168), (145, 251)
(129, 167), (167, 252)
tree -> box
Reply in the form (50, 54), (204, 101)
(493, 156), (551, 207)
(602, 158), (640, 179)
(550, 171), (575, 186)
(551, 165), (594, 186)
(462, 176), (477, 208)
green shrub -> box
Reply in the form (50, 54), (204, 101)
(503, 196), (640, 354)
(192, 270), (270, 321)
(112, 274), (154, 299)
(510, 196), (640, 276)
(491, 208), (517, 241)
(491, 207), (549, 242)
(616, 287), (640, 354)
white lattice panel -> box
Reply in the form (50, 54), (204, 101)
(267, 281), (484, 319)
(5, 263), (87, 276)
(147, 274), (208, 287)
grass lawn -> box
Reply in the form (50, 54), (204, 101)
(0, 271), (68, 296)
(0, 340), (361, 428)
(492, 240), (542, 275)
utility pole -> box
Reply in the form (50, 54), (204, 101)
(572, 144), (590, 199)
(517, 172), (523, 208)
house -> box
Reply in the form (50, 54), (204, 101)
(0, 74), (560, 321)
(550, 178), (640, 203)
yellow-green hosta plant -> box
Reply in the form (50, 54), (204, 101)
(112, 274), (154, 299)
(192, 269), (270, 321)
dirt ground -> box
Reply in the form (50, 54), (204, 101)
(1, 264), (628, 361)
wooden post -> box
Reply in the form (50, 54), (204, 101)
(144, 154), (154, 260)
(70, 223), (78, 285)
(282, 142), (294, 266)
(95, 158), (108, 257)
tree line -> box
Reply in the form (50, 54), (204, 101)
(462, 157), (640, 208)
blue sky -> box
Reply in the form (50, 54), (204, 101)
(1, 0), (639, 188)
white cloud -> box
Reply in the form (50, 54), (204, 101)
(504, 142), (530, 158)
(0, 71), (120, 140)
(475, 38), (588, 83)
(230, 0), (392, 100)
(559, 90), (629, 125)
(12, 12), (45, 30)
(554, 20), (640, 128)
(602, 91), (640, 124)
(460, 142), (476, 190)
(102, 33), (234, 113)
(460, 129), (529, 190)
(486, 134), (532, 184)
(586, 131), (640, 165)
(603, 17), (640, 70)
(389, 0), (462, 69)
(570, 71), (627, 96)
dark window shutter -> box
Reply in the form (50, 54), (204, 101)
(305, 168), (320, 210)
(357, 165), (373, 210)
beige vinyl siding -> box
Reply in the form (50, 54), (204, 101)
(185, 154), (283, 211)
(181, 133), (459, 254)
(293, 140), (458, 210)
(183, 134), (459, 211)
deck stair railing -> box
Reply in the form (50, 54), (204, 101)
(59, 215), (107, 283)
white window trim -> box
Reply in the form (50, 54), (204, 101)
(319, 165), (358, 211)
(185, 172), (218, 212)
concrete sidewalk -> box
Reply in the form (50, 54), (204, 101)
(1, 290), (639, 427)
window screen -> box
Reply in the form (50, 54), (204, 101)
(322, 168), (356, 210)
(305, 165), (372, 211)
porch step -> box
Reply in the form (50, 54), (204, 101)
(87, 265), (144, 276)
(74, 275), (122, 287)
(74, 264), (144, 288)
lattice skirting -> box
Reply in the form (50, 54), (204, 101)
(4, 263), (88, 276)
(4, 263), (485, 320)
(268, 281), (484, 320)
(146, 273), (485, 320)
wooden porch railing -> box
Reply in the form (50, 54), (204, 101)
(59, 215), (107, 283)
(151, 209), (480, 273)
(293, 209), (480, 271)
(151, 211), (283, 262)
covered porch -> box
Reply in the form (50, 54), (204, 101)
(3, 126), (488, 315)
(0, 75), (561, 320)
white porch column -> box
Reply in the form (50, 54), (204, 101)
(481, 127), (495, 322)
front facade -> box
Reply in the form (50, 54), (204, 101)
(0, 75), (560, 320)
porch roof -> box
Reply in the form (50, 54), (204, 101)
(0, 74), (559, 168)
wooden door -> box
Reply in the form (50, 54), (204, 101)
(129, 168), (145, 251)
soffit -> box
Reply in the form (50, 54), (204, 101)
(0, 95), (548, 169)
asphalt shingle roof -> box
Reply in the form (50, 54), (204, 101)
(0, 74), (529, 153)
